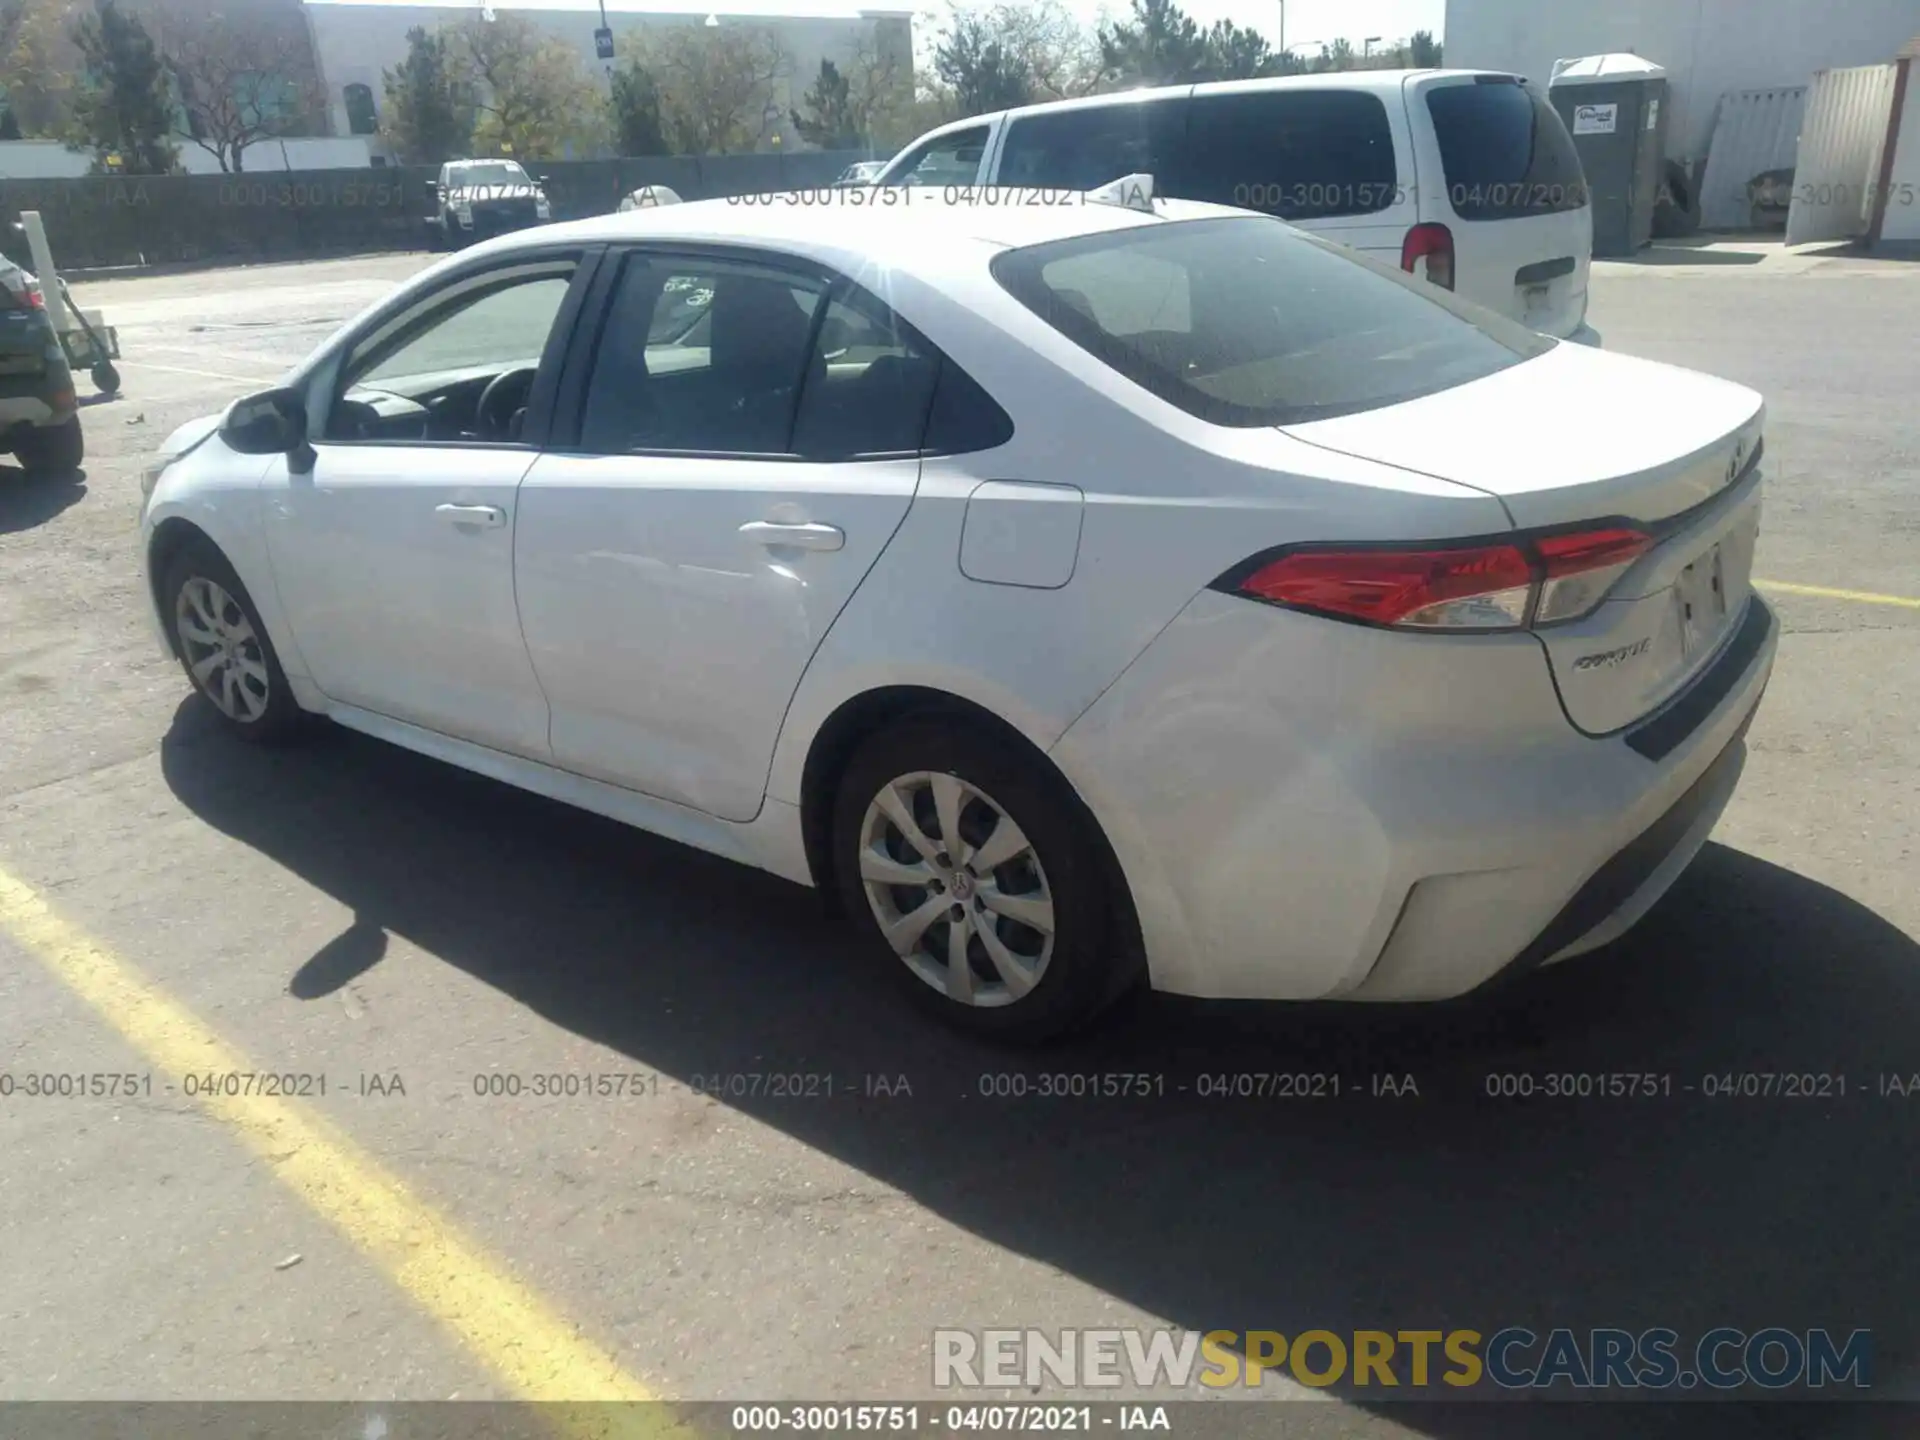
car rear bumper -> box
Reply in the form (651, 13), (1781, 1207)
(1048, 590), (1777, 1001)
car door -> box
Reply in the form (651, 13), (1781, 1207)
(513, 249), (939, 822)
(263, 250), (590, 759)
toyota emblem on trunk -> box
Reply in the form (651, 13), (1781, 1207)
(1728, 440), (1746, 485)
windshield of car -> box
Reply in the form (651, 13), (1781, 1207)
(446, 162), (530, 188)
(990, 216), (1555, 426)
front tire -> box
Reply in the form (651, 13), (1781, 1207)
(161, 539), (305, 742)
(14, 416), (83, 475)
(833, 718), (1131, 1041)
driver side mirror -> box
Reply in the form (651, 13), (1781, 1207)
(223, 386), (316, 470)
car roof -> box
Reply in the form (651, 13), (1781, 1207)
(521, 188), (1248, 274)
(949, 67), (1523, 129)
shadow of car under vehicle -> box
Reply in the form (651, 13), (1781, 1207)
(0, 466), (86, 533)
(158, 705), (1920, 1433)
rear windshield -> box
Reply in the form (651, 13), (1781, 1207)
(1426, 80), (1589, 220)
(990, 216), (1554, 427)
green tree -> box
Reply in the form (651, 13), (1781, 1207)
(1198, 19), (1277, 81)
(66, 0), (177, 174)
(1306, 37), (1358, 73)
(1097, 0), (1207, 88)
(609, 54), (667, 156)
(382, 25), (474, 165)
(1409, 29), (1442, 68)
(458, 14), (605, 160)
(1, 0), (74, 137)
(790, 59), (859, 148)
(639, 24), (790, 155)
(935, 11), (1033, 115)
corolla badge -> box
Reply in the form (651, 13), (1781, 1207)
(1573, 636), (1652, 671)
(1727, 439), (1746, 485)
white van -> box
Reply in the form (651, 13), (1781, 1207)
(875, 71), (1600, 343)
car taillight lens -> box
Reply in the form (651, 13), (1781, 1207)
(2, 278), (45, 310)
(1225, 525), (1654, 632)
(1401, 223), (1455, 290)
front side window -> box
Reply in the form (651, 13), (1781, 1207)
(883, 126), (989, 187)
(324, 260), (576, 443)
(997, 99), (1187, 192)
(992, 217), (1553, 427)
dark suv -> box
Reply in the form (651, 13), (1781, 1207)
(0, 256), (82, 475)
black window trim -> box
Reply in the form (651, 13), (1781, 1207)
(551, 240), (1012, 464)
(308, 242), (604, 453)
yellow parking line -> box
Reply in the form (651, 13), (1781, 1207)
(1755, 580), (1920, 609)
(0, 866), (682, 1433)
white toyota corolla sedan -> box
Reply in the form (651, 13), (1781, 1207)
(139, 182), (1776, 1039)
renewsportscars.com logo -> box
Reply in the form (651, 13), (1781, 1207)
(933, 1327), (1872, 1393)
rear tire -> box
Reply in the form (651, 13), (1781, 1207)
(161, 538), (306, 743)
(832, 717), (1134, 1042)
(13, 415), (83, 475)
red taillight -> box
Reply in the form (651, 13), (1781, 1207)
(1, 280), (43, 311)
(1226, 525), (1653, 632)
(1401, 222), (1455, 290)
(1237, 543), (1533, 629)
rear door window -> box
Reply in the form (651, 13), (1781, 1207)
(1168, 89), (1400, 220)
(997, 98), (1189, 192)
(1426, 79), (1590, 219)
(992, 216), (1553, 426)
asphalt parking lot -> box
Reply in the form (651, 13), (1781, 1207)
(1, 240), (1917, 1437)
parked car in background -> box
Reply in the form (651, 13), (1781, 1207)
(0, 256), (83, 475)
(878, 71), (1600, 343)
(833, 161), (886, 186)
(428, 159), (554, 249)
(140, 187), (1771, 1040)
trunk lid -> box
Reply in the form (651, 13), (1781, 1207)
(1284, 343), (1766, 733)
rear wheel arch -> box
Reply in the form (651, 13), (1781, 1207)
(798, 686), (1143, 962)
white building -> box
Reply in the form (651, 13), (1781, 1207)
(1443, 0), (1919, 169)
(304, 0), (915, 153)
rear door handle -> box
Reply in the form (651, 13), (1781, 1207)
(739, 520), (845, 552)
(436, 503), (506, 529)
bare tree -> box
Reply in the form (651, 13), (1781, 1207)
(456, 14), (605, 160)
(157, 9), (326, 173)
(996, 0), (1102, 102)
(640, 24), (791, 155)
(841, 31), (915, 150)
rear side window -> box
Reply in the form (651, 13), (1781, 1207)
(991, 217), (1554, 427)
(790, 295), (939, 458)
(998, 99), (1188, 192)
(1168, 90), (1399, 220)
(1426, 80), (1590, 219)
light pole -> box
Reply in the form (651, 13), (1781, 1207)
(1277, 0), (1284, 57)
(1363, 35), (1382, 58)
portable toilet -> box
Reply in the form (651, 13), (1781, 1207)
(1548, 53), (1670, 257)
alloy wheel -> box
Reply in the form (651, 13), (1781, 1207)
(857, 771), (1055, 1007)
(175, 576), (270, 723)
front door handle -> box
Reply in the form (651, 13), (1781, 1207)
(436, 503), (506, 529)
(739, 520), (845, 552)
